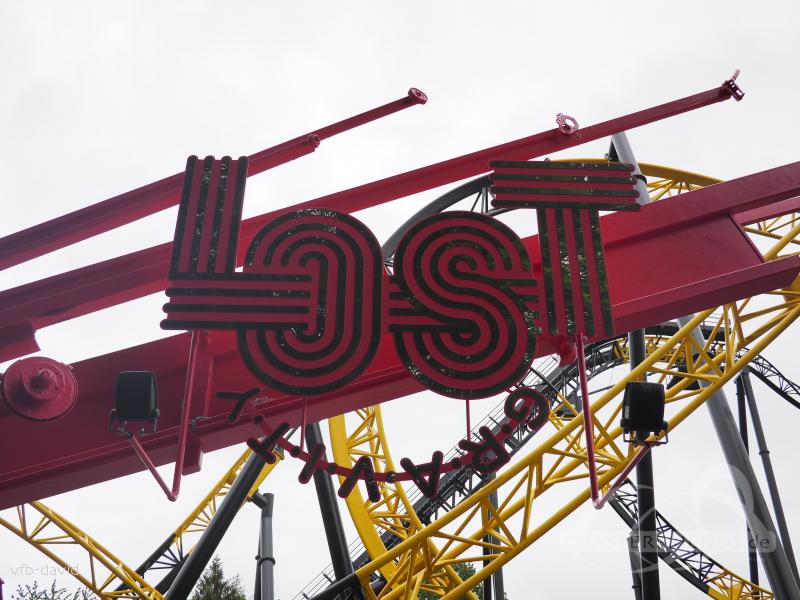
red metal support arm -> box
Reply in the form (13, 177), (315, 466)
(0, 88), (427, 271)
(0, 78), (741, 356)
(575, 334), (653, 509)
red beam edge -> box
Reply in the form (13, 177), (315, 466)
(735, 196), (800, 226)
(0, 89), (428, 272)
(612, 257), (800, 333)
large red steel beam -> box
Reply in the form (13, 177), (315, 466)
(0, 81), (737, 362)
(0, 89), (429, 272)
(1, 161), (800, 508)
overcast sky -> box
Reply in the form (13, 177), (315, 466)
(2, 2), (800, 600)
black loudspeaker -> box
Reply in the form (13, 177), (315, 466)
(113, 371), (159, 425)
(620, 381), (667, 437)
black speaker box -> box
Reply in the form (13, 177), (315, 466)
(620, 381), (667, 435)
(114, 371), (159, 422)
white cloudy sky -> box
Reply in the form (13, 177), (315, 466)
(2, 2), (800, 600)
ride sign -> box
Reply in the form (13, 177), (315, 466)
(160, 153), (640, 498)
(161, 155), (639, 399)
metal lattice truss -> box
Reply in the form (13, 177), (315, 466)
(346, 288), (800, 600)
(0, 448), (280, 600)
(611, 481), (771, 600)
(329, 410), (478, 600)
(0, 502), (161, 600)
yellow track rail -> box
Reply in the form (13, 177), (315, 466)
(329, 410), (478, 600)
(0, 502), (161, 600)
(0, 447), (281, 600)
(332, 163), (789, 600)
(348, 287), (796, 600)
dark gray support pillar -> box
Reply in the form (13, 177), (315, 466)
(627, 532), (644, 600)
(634, 434), (660, 600)
(741, 368), (800, 585)
(481, 473), (505, 600)
(613, 133), (660, 600)
(305, 422), (364, 600)
(166, 452), (266, 599)
(489, 485), (505, 600)
(612, 129), (798, 598)
(252, 492), (275, 600)
(736, 376), (760, 587)
(482, 547), (492, 600)
(678, 317), (800, 600)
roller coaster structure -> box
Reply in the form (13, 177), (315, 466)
(2, 76), (800, 600)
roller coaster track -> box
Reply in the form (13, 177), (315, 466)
(332, 279), (800, 600)
(301, 164), (797, 600)
(0, 448), (281, 600)
(3, 162), (797, 600)
(296, 325), (791, 600)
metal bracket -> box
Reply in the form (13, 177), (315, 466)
(723, 69), (745, 101)
(556, 112), (580, 134)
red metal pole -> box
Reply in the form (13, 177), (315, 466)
(576, 334), (654, 509)
(127, 433), (176, 500)
(0, 89), (427, 271)
(576, 335), (601, 502)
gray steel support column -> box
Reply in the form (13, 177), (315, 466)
(166, 452), (267, 599)
(612, 130), (798, 597)
(736, 376), (760, 587)
(305, 422), (364, 600)
(483, 544), (492, 600)
(742, 368), (800, 584)
(613, 133), (660, 600)
(481, 473), (505, 600)
(677, 315), (800, 599)
(253, 492), (275, 600)
(611, 131), (798, 597)
(627, 532), (644, 600)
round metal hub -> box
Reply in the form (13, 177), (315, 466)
(1, 357), (78, 421)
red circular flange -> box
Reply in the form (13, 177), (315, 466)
(1, 357), (78, 422)
(408, 88), (428, 105)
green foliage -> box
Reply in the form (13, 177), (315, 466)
(417, 563), (508, 600)
(11, 581), (91, 600)
(190, 556), (246, 600)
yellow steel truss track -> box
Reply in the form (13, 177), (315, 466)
(0, 502), (161, 600)
(347, 288), (797, 600)
(331, 163), (792, 600)
(0, 447), (281, 600)
(329, 410), (478, 600)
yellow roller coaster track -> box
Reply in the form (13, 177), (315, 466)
(2, 162), (794, 600)
(345, 286), (798, 600)
(329, 162), (792, 600)
(0, 448), (281, 600)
